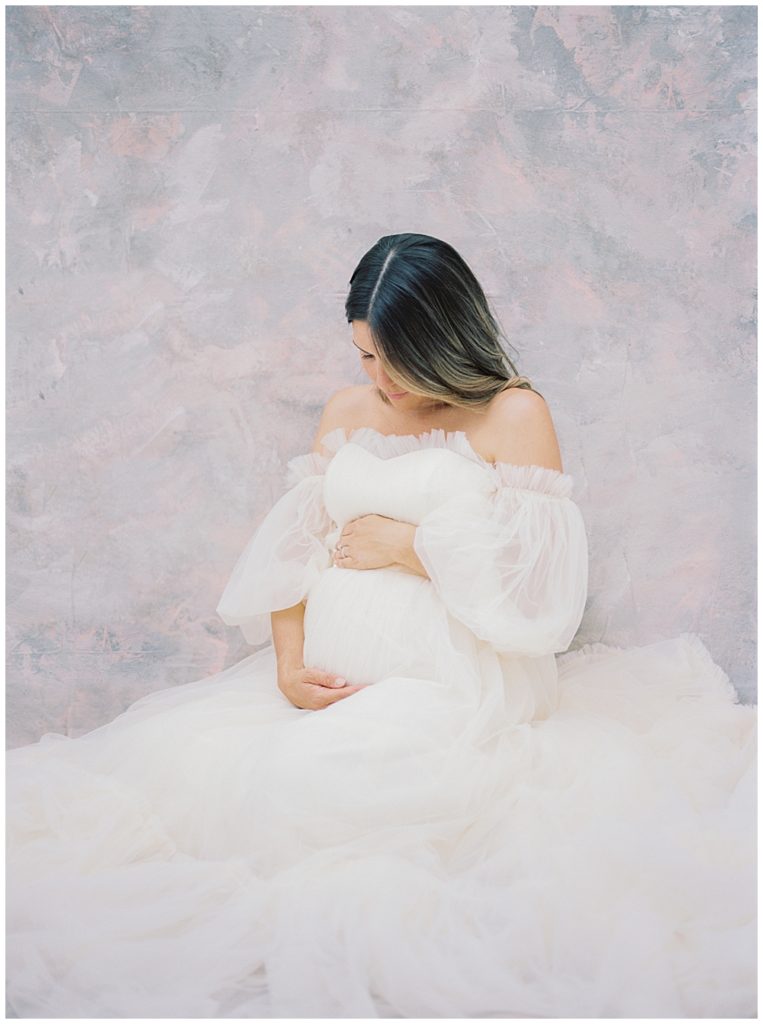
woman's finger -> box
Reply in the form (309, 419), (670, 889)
(318, 684), (365, 707)
(305, 670), (347, 688)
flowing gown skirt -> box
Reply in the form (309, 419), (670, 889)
(6, 556), (756, 1017)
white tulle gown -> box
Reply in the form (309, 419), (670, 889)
(6, 426), (756, 1019)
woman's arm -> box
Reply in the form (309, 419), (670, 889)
(333, 516), (430, 578)
(271, 602), (366, 709)
(389, 523), (429, 578)
(271, 602), (306, 681)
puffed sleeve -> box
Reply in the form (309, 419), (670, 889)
(412, 463), (589, 657)
(215, 450), (334, 645)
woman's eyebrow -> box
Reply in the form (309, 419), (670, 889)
(351, 339), (373, 355)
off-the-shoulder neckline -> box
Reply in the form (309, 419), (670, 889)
(341, 424), (565, 474)
(306, 424), (575, 499)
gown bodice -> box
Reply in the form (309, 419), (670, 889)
(321, 440), (496, 547)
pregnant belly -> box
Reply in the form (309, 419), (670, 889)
(302, 565), (445, 686)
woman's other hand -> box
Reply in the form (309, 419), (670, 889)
(332, 514), (414, 571)
(277, 663), (367, 710)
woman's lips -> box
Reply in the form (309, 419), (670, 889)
(386, 390), (408, 399)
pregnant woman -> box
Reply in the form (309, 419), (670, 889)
(7, 233), (755, 1019)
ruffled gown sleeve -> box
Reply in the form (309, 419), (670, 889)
(215, 450), (334, 646)
(412, 462), (589, 657)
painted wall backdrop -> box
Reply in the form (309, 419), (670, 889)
(7, 5), (756, 748)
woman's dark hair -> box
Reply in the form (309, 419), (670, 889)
(345, 233), (541, 412)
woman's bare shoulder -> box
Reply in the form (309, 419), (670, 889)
(311, 385), (374, 454)
(485, 388), (564, 472)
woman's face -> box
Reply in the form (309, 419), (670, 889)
(351, 320), (414, 406)
(350, 320), (451, 417)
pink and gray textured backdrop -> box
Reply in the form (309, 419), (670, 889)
(7, 6), (756, 748)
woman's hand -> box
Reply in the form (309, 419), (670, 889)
(332, 514), (413, 571)
(277, 663), (367, 710)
